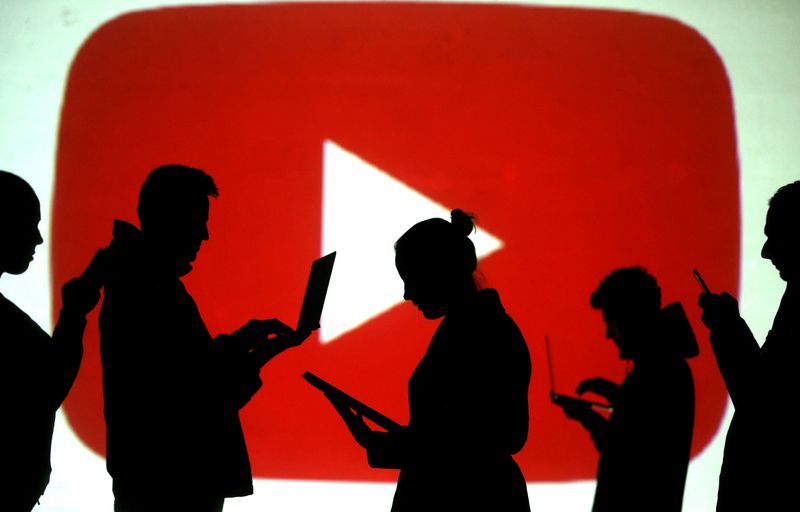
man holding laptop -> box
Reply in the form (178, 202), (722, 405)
(556, 267), (697, 512)
(98, 165), (320, 511)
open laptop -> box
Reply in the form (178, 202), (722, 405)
(545, 335), (613, 411)
(296, 251), (336, 333)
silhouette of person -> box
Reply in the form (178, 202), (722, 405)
(0, 170), (106, 511)
(698, 180), (800, 511)
(328, 209), (532, 511)
(98, 164), (309, 511)
(557, 266), (697, 512)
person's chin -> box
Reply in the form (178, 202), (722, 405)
(420, 307), (445, 320)
(779, 268), (798, 283)
(7, 258), (33, 275)
(774, 264), (789, 282)
(184, 250), (200, 265)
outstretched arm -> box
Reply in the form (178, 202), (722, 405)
(214, 318), (312, 408)
(223, 318), (310, 366)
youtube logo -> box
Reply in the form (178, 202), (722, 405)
(53, 4), (739, 481)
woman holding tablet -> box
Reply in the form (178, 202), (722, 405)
(329, 209), (531, 511)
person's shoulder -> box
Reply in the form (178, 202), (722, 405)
(0, 292), (13, 319)
(480, 289), (526, 334)
(470, 288), (510, 320)
(0, 292), (50, 348)
(0, 292), (35, 324)
(104, 220), (158, 289)
(471, 289), (530, 358)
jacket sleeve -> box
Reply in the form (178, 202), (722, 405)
(212, 334), (263, 410)
(708, 314), (761, 411)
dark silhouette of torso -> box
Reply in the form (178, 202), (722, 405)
(367, 289), (531, 512)
(712, 283), (799, 511)
(2, 295), (61, 505)
(1, 292), (86, 509)
(0, 169), (103, 510)
(593, 353), (694, 512)
(100, 220), (255, 501)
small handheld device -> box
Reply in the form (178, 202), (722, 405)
(692, 269), (711, 294)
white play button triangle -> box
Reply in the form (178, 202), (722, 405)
(320, 140), (503, 343)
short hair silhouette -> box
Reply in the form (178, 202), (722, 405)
(137, 164), (218, 230)
(0, 169), (37, 208)
(590, 266), (661, 320)
(394, 209), (478, 278)
(767, 179), (800, 226)
(0, 169), (39, 225)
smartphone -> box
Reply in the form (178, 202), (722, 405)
(692, 268), (711, 294)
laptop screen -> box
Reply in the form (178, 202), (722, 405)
(297, 251), (336, 333)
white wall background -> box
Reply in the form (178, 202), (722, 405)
(1, 1), (798, 510)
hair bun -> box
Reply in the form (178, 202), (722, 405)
(450, 209), (476, 237)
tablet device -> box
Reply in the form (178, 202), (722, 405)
(303, 371), (402, 432)
(297, 251), (336, 333)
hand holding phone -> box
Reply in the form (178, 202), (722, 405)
(693, 269), (711, 294)
(551, 391), (613, 411)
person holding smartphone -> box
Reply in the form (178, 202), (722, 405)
(328, 209), (532, 511)
(698, 180), (800, 511)
(0, 170), (106, 511)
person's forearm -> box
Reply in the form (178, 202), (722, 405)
(709, 315), (761, 410)
(579, 412), (609, 452)
(48, 309), (87, 409)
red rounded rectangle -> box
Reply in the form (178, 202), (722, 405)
(54, 3), (738, 482)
